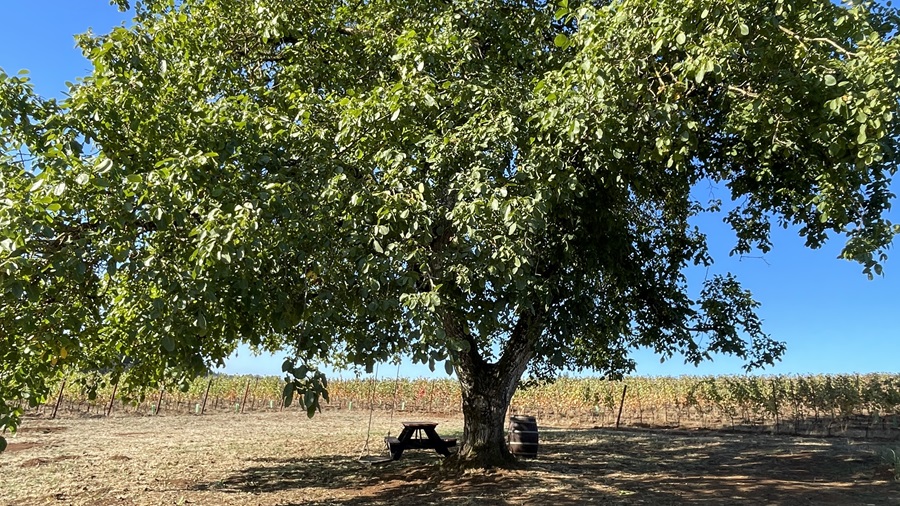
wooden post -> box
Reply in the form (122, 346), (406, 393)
(200, 378), (212, 415)
(50, 379), (66, 420)
(616, 385), (627, 429)
(240, 379), (251, 414)
(250, 378), (259, 411)
(105, 379), (119, 417)
(771, 382), (779, 434)
(154, 387), (164, 416)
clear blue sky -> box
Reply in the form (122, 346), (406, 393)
(2, 2), (897, 379)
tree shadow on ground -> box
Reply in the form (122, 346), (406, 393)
(530, 427), (899, 505)
(191, 449), (453, 494)
(198, 427), (900, 505)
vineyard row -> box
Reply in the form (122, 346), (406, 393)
(24, 373), (900, 439)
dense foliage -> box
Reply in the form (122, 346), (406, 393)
(2, 0), (898, 460)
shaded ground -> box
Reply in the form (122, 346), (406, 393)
(2, 411), (897, 505)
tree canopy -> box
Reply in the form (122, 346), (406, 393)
(2, 0), (898, 462)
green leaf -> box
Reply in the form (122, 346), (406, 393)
(282, 383), (294, 408)
(161, 336), (175, 352)
(0, 436), (6, 453)
(126, 174), (143, 183)
(739, 23), (750, 36)
(444, 360), (454, 375)
(857, 125), (867, 144)
(824, 75), (837, 86)
(675, 32), (686, 45)
(695, 69), (706, 84)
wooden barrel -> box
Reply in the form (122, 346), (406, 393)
(508, 415), (539, 457)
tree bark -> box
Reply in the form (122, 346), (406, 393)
(453, 361), (521, 467)
(443, 310), (541, 469)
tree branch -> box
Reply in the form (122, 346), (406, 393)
(726, 85), (760, 98)
(778, 25), (858, 57)
(496, 308), (545, 378)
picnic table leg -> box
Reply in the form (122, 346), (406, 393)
(424, 427), (451, 457)
(390, 427), (414, 460)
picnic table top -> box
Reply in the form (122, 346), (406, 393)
(401, 421), (439, 428)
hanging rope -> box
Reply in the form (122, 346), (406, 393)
(387, 359), (402, 438)
(359, 363), (380, 459)
(357, 358), (405, 465)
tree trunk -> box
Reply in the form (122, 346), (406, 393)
(452, 361), (520, 468)
(443, 311), (540, 469)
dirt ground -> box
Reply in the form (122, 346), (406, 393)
(2, 410), (898, 505)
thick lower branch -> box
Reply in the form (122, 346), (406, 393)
(496, 309), (544, 379)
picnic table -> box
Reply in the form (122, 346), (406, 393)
(384, 421), (457, 460)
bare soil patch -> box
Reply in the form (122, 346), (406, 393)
(15, 426), (67, 434)
(1, 411), (897, 505)
(20, 455), (79, 468)
(5, 442), (41, 453)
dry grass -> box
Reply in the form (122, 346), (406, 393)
(2, 410), (898, 505)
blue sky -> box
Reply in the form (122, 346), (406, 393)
(1, 2), (897, 379)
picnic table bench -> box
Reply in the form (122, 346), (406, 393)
(384, 421), (457, 460)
